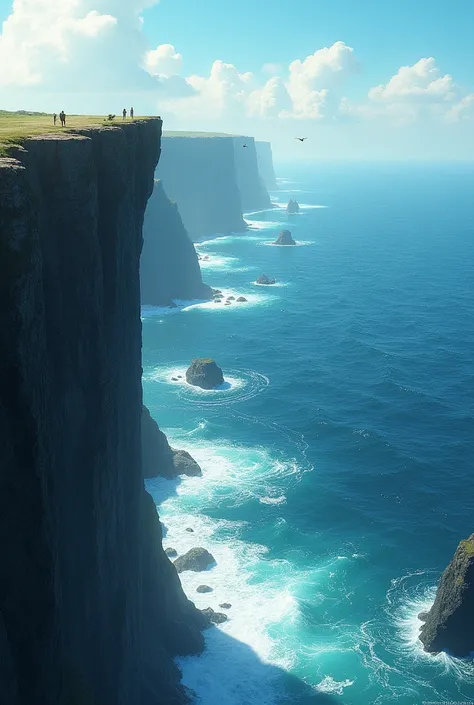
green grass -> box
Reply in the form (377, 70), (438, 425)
(0, 111), (156, 158)
(460, 538), (474, 557)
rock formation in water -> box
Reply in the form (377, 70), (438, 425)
(0, 120), (206, 705)
(157, 134), (246, 238)
(257, 274), (276, 285)
(186, 358), (224, 389)
(201, 608), (228, 625)
(286, 199), (300, 214)
(142, 405), (203, 479)
(419, 535), (474, 656)
(255, 141), (278, 191)
(141, 179), (212, 305)
(233, 136), (273, 212)
(174, 548), (216, 574)
(274, 230), (296, 246)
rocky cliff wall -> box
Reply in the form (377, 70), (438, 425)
(255, 141), (278, 191)
(157, 135), (246, 239)
(141, 180), (212, 305)
(0, 120), (204, 705)
(233, 136), (272, 212)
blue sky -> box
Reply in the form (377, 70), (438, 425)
(0, 0), (473, 159)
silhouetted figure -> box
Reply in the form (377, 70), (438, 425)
(53, 113), (57, 125)
(130, 107), (134, 119)
(59, 111), (66, 127)
(123, 108), (127, 120)
(242, 144), (248, 148)
(295, 137), (307, 142)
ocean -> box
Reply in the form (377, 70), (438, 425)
(142, 162), (474, 705)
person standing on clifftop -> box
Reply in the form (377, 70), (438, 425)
(130, 107), (134, 119)
(53, 113), (57, 125)
(123, 108), (127, 120)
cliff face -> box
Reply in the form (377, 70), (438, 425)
(419, 535), (474, 656)
(157, 135), (246, 238)
(233, 137), (272, 212)
(0, 121), (204, 705)
(255, 141), (278, 191)
(141, 180), (212, 305)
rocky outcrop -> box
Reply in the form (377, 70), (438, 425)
(286, 199), (300, 214)
(256, 274), (276, 285)
(186, 358), (224, 389)
(0, 121), (205, 705)
(174, 548), (216, 574)
(142, 405), (203, 479)
(201, 608), (228, 626)
(274, 229), (296, 246)
(419, 535), (474, 656)
(233, 136), (272, 212)
(197, 585), (213, 594)
(141, 179), (212, 305)
(255, 141), (278, 190)
(157, 134), (246, 238)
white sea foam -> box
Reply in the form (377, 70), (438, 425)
(252, 280), (288, 288)
(260, 240), (315, 247)
(245, 219), (284, 231)
(196, 253), (239, 269)
(315, 676), (355, 694)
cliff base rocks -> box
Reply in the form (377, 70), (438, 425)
(142, 405), (203, 479)
(201, 608), (228, 626)
(274, 230), (296, 246)
(174, 548), (216, 574)
(419, 534), (474, 656)
(186, 358), (224, 389)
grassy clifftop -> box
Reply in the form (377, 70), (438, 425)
(0, 112), (154, 157)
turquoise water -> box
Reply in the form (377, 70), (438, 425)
(143, 162), (474, 704)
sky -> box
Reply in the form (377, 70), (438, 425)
(0, 0), (473, 160)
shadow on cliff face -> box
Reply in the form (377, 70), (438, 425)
(179, 625), (340, 705)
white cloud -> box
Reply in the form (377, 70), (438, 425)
(145, 43), (182, 76)
(0, 0), (160, 89)
(286, 41), (357, 119)
(368, 58), (456, 103)
(247, 76), (292, 118)
(445, 93), (474, 122)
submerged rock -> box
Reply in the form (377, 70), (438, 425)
(197, 585), (213, 594)
(201, 608), (228, 626)
(173, 548), (216, 574)
(419, 534), (474, 656)
(227, 296), (235, 301)
(165, 548), (178, 558)
(237, 296), (247, 302)
(219, 603), (232, 609)
(186, 358), (224, 390)
(418, 611), (429, 622)
(274, 229), (296, 246)
(256, 274), (276, 285)
(186, 528), (194, 533)
(286, 199), (300, 214)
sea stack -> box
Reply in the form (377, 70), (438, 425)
(419, 534), (474, 656)
(256, 274), (276, 285)
(186, 358), (224, 389)
(286, 199), (300, 214)
(274, 230), (296, 246)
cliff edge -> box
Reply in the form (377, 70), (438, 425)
(141, 179), (212, 305)
(0, 120), (205, 705)
(233, 137), (272, 212)
(255, 141), (278, 191)
(419, 535), (474, 656)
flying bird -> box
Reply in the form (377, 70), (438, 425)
(295, 137), (307, 142)
(242, 144), (248, 148)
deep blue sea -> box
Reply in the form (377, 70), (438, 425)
(142, 162), (474, 705)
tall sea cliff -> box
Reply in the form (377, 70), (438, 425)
(0, 120), (205, 705)
(141, 179), (212, 305)
(233, 136), (272, 212)
(157, 134), (246, 239)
